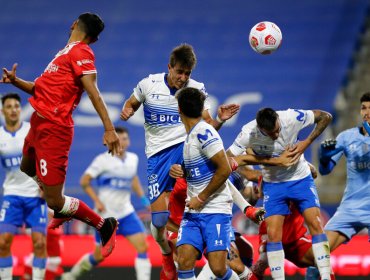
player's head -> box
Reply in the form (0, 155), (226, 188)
(176, 87), (205, 119)
(115, 126), (130, 151)
(256, 107), (280, 140)
(74, 13), (105, 43)
(167, 44), (197, 89)
(360, 92), (370, 125)
(1, 93), (21, 125)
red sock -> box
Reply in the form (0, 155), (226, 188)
(47, 227), (62, 256)
(73, 199), (104, 229)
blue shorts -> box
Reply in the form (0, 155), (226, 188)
(176, 213), (232, 256)
(147, 142), (184, 203)
(95, 212), (146, 243)
(263, 175), (320, 218)
(0, 195), (47, 234)
(325, 209), (370, 241)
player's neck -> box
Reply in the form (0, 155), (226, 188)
(5, 120), (21, 133)
(183, 117), (201, 134)
(68, 32), (88, 45)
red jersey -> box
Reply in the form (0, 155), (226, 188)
(259, 204), (308, 245)
(30, 41), (97, 127)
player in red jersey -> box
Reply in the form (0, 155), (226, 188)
(1, 13), (121, 258)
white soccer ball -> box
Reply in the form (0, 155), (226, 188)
(249, 21), (282, 55)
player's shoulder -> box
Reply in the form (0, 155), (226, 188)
(241, 120), (257, 133)
(141, 73), (165, 84)
(125, 151), (139, 161)
(337, 127), (359, 140)
(192, 121), (220, 143)
(186, 78), (206, 91)
(70, 42), (94, 57)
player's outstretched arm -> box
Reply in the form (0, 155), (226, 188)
(132, 175), (150, 209)
(80, 173), (106, 213)
(1, 63), (35, 95)
(202, 103), (240, 131)
(318, 139), (341, 175)
(81, 74), (122, 156)
(120, 94), (141, 121)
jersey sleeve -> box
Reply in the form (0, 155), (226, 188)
(228, 125), (251, 156)
(132, 77), (148, 103)
(285, 109), (315, 131)
(201, 84), (211, 111)
(84, 154), (106, 178)
(69, 45), (97, 76)
(196, 126), (224, 159)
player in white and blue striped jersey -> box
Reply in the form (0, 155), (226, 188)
(120, 43), (239, 279)
(175, 87), (239, 280)
(0, 93), (47, 280)
(305, 92), (370, 280)
(62, 127), (151, 280)
(228, 107), (333, 280)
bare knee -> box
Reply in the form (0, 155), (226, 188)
(33, 235), (46, 257)
(0, 234), (13, 256)
(209, 262), (227, 277)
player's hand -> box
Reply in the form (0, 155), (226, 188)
(120, 107), (134, 121)
(307, 162), (318, 179)
(319, 139), (342, 163)
(217, 104), (240, 122)
(103, 130), (122, 156)
(244, 206), (266, 224)
(253, 175), (263, 199)
(95, 200), (106, 213)
(169, 164), (184, 178)
(1, 63), (17, 83)
(277, 146), (301, 166)
(186, 196), (204, 211)
(228, 157), (239, 171)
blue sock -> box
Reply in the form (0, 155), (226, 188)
(217, 267), (232, 279)
(138, 252), (148, 259)
(88, 254), (99, 266)
(305, 266), (320, 280)
(178, 269), (195, 279)
(0, 256), (12, 268)
(33, 257), (46, 269)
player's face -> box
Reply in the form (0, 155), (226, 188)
(1, 98), (21, 125)
(118, 132), (130, 152)
(167, 63), (192, 89)
(360, 101), (370, 124)
(259, 119), (281, 140)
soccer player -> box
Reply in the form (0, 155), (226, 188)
(174, 86), (240, 280)
(61, 126), (151, 280)
(120, 43), (239, 279)
(227, 107), (333, 280)
(304, 92), (370, 279)
(1, 13), (121, 258)
(0, 93), (47, 280)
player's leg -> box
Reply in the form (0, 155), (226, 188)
(45, 226), (63, 280)
(122, 213), (151, 280)
(31, 231), (47, 280)
(0, 232), (14, 280)
(177, 244), (198, 280)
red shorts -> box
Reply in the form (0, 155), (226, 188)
(23, 112), (73, 186)
(283, 236), (312, 266)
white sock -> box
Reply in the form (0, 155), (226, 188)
(0, 267), (12, 280)
(238, 266), (252, 280)
(33, 267), (46, 280)
(197, 262), (217, 280)
(150, 223), (171, 254)
(266, 242), (285, 280)
(312, 234), (331, 280)
(70, 253), (94, 277)
(135, 257), (152, 280)
(47, 256), (62, 273)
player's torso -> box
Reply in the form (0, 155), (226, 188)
(0, 123), (39, 197)
(32, 42), (94, 126)
(183, 121), (232, 214)
(339, 128), (370, 211)
(96, 152), (137, 218)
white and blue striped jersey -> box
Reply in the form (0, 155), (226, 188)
(0, 122), (40, 197)
(84, 151), (139, 219)
(331, 127), (370, 215)
(229, 109), (315, 183)
(133, 73), (210, 158)
(183, 121), (233, 214)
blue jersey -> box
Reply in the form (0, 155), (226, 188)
(331, 127), (370, 215)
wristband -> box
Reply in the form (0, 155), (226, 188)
(140, 196), (150, 207)
(196, 195), (205, 203)
(216, 115), (225, 123)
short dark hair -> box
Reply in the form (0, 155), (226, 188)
(256, 108), (279, 131)
(176, 87), (205, 118)
(360, 92), (370, 103)
(78, 13), (105, 41)
(169, 44), (197, 69)
(114, 126), (128, 135)
(1, 93), (21, 105)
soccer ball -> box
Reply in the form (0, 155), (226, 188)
(249, 21), (282, 55)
